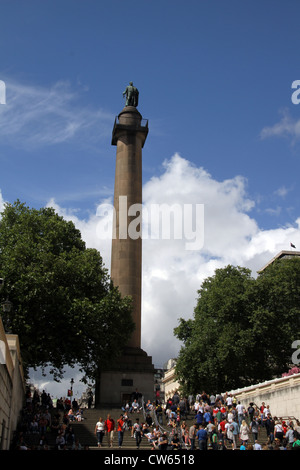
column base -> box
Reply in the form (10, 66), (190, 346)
(97, 347), (155, 407)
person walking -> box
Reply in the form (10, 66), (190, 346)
(240, 420), (250, 444)
(117, 414), (125, 448)
(285, 425), (295, 449)
(247, 403), (255, 423)
(105, 414), (115, 448)
(189, 423), (197, 450)
(133, 418), (142, 449)
(211, 428), (218, 450)
(197, 424), (208, 450)
(231, 419), (240, 450)
(236, 401), (245, 426)
(274, 420), (284, 443)
(265, 415), (275, 443)
(250, 417), (259, 443)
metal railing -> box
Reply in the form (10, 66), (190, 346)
(113, 116), (148, 129)
(145, 400), (189, 449)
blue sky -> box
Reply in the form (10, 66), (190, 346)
(1, 0), (300, 397)
(0, 0), (299, 227)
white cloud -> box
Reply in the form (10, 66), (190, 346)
(44, 154), (300, 369)
(275, 186), (289, 198)
(29, 365), (87, 400)
(0, 190), (6, 214)
(140, 156), (300, 367)
(265, 206), (282, 216)
(3, 153), (300, 395)
(0, 78), (113, 150)
(260, 109), (300, 143)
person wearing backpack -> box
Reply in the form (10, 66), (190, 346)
(247, 403), (255, 422)
(250, 418), (259, 442)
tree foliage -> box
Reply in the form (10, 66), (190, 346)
(0, 200), (134, 381)
(251, 257), (300, 376)
(174, 260), (300, 395)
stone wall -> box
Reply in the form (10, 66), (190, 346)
(0, 317), (25, 449)
(226, 373), (300, 419)
(162, 363), (300, 420)
(162, 365), (180, 400)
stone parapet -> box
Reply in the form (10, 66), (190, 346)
(226, 373), (300, 419)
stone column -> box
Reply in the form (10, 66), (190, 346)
(111, 106), (148, 349)
(97, 105), (153, 407)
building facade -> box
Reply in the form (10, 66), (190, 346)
(0, 316), (25, 449)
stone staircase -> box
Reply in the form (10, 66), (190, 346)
(19, 407), (269, 450)
(54, 408), (269, 450)
(70, 408), (154, 450)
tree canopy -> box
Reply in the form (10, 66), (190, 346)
(174, 259), (300, 395)
(0, 200), (134, 382)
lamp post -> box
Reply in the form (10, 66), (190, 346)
(1, 299), (13, 333)
(2, 299), (13, 313)
(70, 378), (74, 397)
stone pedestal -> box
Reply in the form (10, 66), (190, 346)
(98, 347), (154, 406)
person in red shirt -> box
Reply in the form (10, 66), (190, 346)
(220, 405), (227, 418)
(213, 406), (219, 419)
(105, 414), (115, 448)
(260, 402), (265, 423)
(117, 415), (125, 448)
(218, 418), (227, 445)
(282, 421), (287, 437)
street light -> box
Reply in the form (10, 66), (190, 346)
(2, 299), (13, 313)
(1, 299), (13, 334)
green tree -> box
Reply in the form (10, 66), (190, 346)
(174, 259), (300, 395)
(0, 200), (134, 383)
(174, 265), (255, 394)
(251, 256), (300, 377)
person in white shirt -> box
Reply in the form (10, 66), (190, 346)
(263, 405), (271, 418)
(236, 401), (245, 425)
(285, 426), (295, 449)
(227, 410), (234, 423)
(253, 440), (262, 450)
(226, 395), (233, 408)
(131, 399), (140, 413)
(95, 417), (105, 447)
(193, 401), (200, 412)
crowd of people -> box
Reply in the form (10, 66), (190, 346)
(159, 391), (300, 450)
(9, 386), (300, 451)
(10, 387), (89, 450)
(94, 411), (169, 450)
(93, 390), (300, 451)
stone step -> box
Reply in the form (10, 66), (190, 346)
(70, 408), (157, 449)
(62, 408), (270, 449)
(20, 407), (270, 450)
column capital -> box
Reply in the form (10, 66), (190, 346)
(111, 107), (148, 147)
